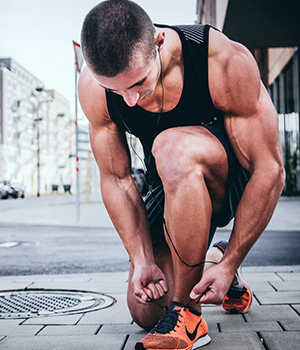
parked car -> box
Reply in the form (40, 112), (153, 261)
(10, 180), (25, 198)
(131, 167), (149, 196)
(0, 180), (24, 199)
(0, 182), (8, 199)
(1, 181), (18, 199)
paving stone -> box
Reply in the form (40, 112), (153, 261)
(255, 291), (300, 304)
(204, 332), (264, 349)
(206, 322), (220, 334)
(280, 320), (300, 330)
(0, 334), (126, 350)
(269, 280), (300, 291)
(292, 304), (300, 314)
(28, 282), (93, 290)
(88, 271), (129, 283)
(124, 334), (144, 350)
(78, 281), (128, 294)
(202, 306), (245, 323)
(241, 272), (282, 282)
(0, 325), (43, 336)
(30, 275), (128, 292)
(244, 305), (300, 322)
(0, 282), (34, 290)
(38, 325), (99, 336)
(78, 293), (132, 325)
(23, 314), (83, 325)
(251, 295), (260, 306)
(99, 323), (146, 335)
(246, 281), (275, 292)
(276, 272), (300, 281)
(0, 319), (26, 326)
(219, 319), (282, 332)
(260, 331), (300, 350)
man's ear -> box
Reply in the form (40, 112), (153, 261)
(155, 31), (165, 50)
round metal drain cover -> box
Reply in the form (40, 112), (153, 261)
(0, 290), (115, 319)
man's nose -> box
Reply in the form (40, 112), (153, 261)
(123, 91), (140, 107)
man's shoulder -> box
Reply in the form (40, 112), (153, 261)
(78, 67), (99, 94)
(156, 23), (210, 45)
(78, 67), (109, 124)
(176, 24), (207, 43)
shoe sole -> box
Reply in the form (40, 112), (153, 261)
(192, 334), (211, 349)
(135, 334), (211, 350)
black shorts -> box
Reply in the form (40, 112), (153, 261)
(144, 124), (250, 247)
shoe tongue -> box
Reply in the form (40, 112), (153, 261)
(169, 301), (185, 312)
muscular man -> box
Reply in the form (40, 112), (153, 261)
(79, 1), (285, 349)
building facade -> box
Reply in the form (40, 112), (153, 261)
(197, 0), (300, 194)
(0, 57), (76, 196)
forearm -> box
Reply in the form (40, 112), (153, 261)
(101, 176), (154, 265)
(221, 165), (285, 274)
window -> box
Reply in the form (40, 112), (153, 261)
(270, 51), (300, 194)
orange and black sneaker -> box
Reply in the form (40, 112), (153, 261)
(222, 271), (252, 314)
(135, 301), (211, 350)
(213, 241), (252, 314)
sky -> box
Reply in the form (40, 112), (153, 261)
(0, 0), (198, 115)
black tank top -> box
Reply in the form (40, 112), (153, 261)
(106, 24), (224, 186)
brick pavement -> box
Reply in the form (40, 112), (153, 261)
(0, 195), (299, 349)
(0, 267), (299, 349)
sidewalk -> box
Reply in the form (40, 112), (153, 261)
(0, 195), (299, 349)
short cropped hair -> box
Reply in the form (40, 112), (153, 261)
(81, 0), (156, 77)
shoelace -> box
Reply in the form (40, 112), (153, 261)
(150, 305), (181, 334)
(226, 274), (247, 298)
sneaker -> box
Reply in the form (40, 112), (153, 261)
(222, 271), (252, 314)
(135, 301), (211, 350)
(212, 241), (252, 314)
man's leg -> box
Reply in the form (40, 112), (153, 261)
(134, 126), (227, 349)
(127, 241), (174, 330)
(152, 126), (229, 313)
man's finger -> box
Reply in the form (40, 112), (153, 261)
(159, 279), (169, 293)
(146, 282), (163, 300)
(135, 287), (153, 304)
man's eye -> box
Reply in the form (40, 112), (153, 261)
(136, 78), (146, 87)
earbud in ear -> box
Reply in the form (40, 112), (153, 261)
(157, 43), (161, 50)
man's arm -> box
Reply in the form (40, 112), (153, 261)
(78, 68), (168, 303)
(191, 29), (285, 303)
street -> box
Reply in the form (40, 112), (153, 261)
(0, 194), (299, 276)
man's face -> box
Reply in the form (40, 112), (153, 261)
(93, 51), (161, 107)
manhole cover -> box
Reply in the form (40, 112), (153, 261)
(0, 290), (115, 319)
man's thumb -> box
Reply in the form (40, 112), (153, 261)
(189, 283), (205, 300)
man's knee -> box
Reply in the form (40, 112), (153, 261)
(152, 128), (210, 187)
(127, 299), (163, 330)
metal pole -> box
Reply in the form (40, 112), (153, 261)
(75, 62), (80, 221)
(37, 120), (40, 197)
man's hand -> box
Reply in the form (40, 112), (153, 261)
(189, 263), (234, 304)
(131, 263), (169, 304)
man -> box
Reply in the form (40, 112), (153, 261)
(79, 1), (285, 349)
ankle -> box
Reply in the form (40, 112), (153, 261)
(204, 247), (223, 271)
(186, 299), (202, 315)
